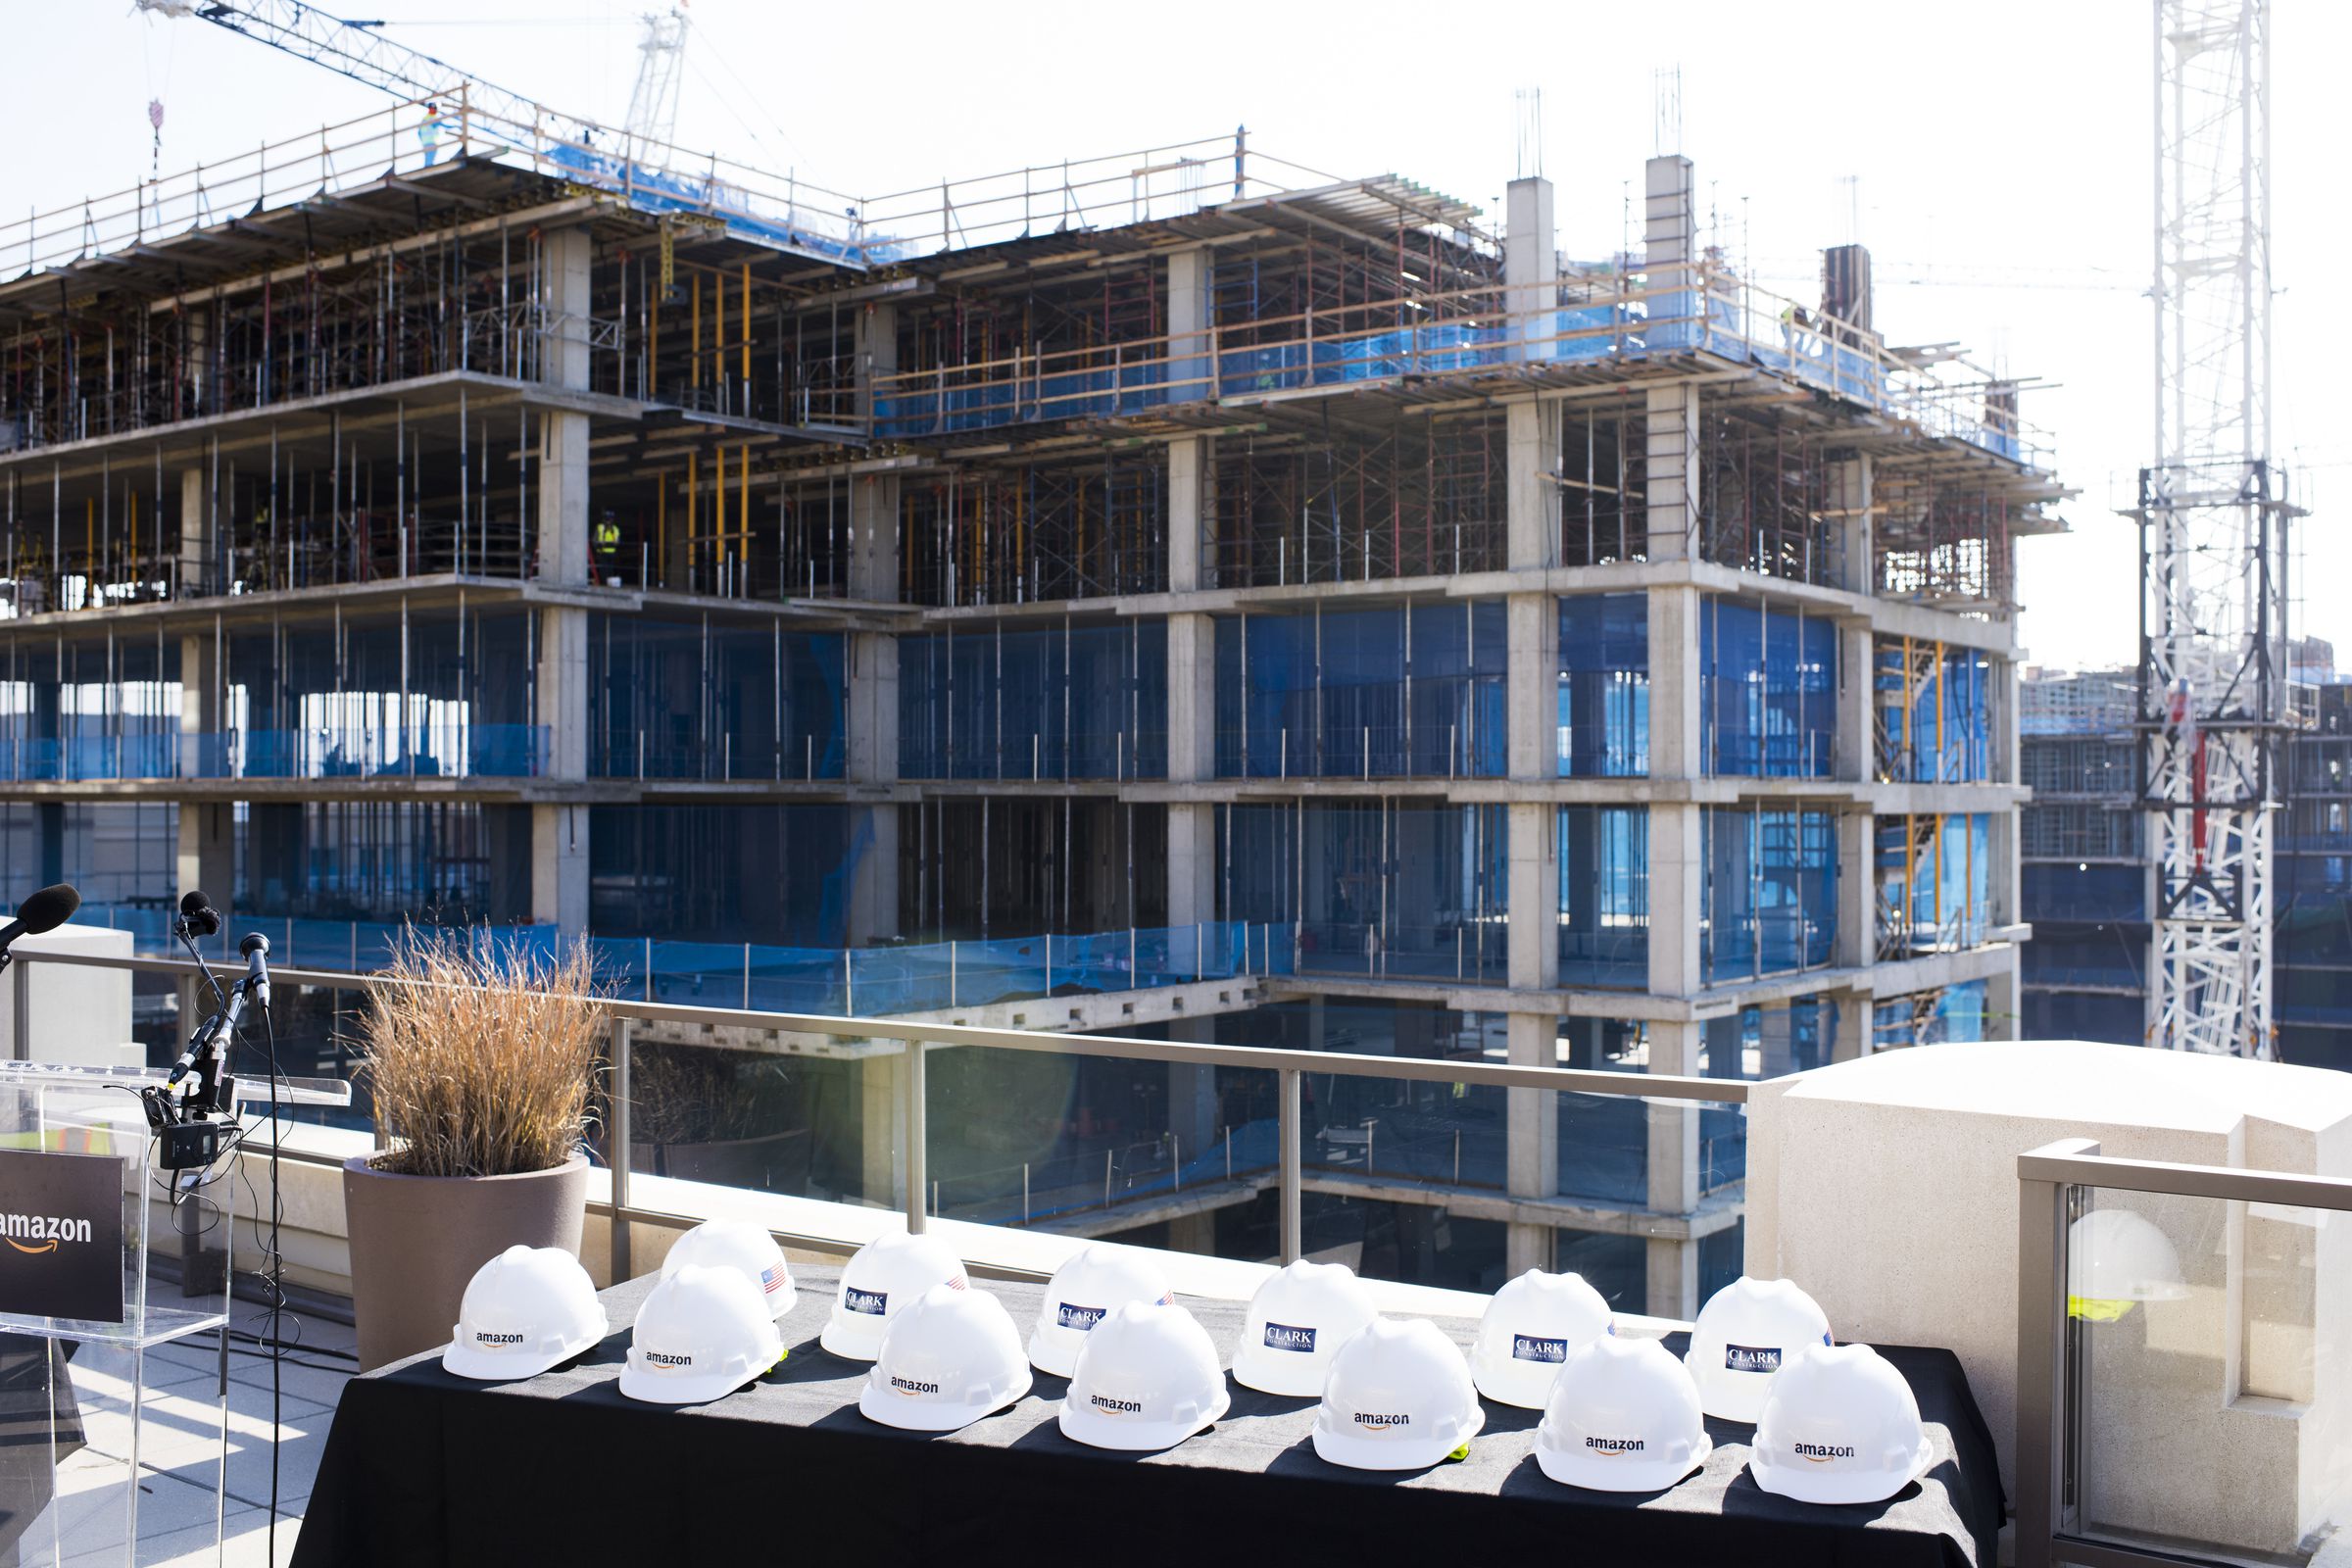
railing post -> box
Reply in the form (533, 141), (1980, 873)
(610, 1018), (633, 1281)
(9, 956), (26, 1061)
(1278, 1068), (1302, 1263)
(950, 941), (957, 1008)
(2014, 1136), (2097, 1568)
(742, 943), (751, 1008)
(1022, 1161), (1030, 1225)
(1103, 1147), (1113, 1209)
(1172, 1133), (1181, 1191)
(903, 1039), (926, 1235)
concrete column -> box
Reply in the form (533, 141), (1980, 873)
(176, 467), (207, 600)
(524, 224), (596, 940)
(1643, 384), (1701, 563)
(1166, 251), (1213, 403)
(844, 621), (901, 945)
(860, 1048), (905, 1210)
(1825, 454), (1871, 599)
(1643, 1016), (1702, 1319)
(1505, 404), (1558, 571)
(1167, 433), (1218, 942)
(1497, 197), (1565, 1264)
(1504, 176), (1557, 363)
(175, 802), (233, 917)
(1643, 570), (1706, 1316)
(1836, 810), (1875, 971)
(176, 626), (219, 781)
(1838, 621), (1877, 784)
(530, 804), (589, 935)
(847, 301), (903, 947)
(1831, 990), (1872, 1060)
(1986, 951), (2022, 1042)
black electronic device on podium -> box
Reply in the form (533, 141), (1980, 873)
(139, 889), (273, 1172)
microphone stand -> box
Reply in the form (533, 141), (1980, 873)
(143, 913), (247, 1166)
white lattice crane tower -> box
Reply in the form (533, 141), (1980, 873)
(2138, 0), (2298, 1057)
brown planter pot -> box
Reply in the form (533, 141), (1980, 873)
(342, 1152), (589, 1372)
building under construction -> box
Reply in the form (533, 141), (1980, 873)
(0, 100), (2061, 1309)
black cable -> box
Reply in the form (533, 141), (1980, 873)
(260, 992), (284, 1562)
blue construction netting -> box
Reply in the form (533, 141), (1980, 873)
(1557, 595), (1649, 776)
(1216, 803), (1509, 986)
(588, 619), (846, 782)
(2021, 925), (2145, 992)
(1877, 644), (1991, 783)
(2023, 862), (2144, 924)
(1699, 597), (1836, 778)
(1874, 980), (1987, 1049)
(1558, 807), (1649, 988)
(900, 619), (1167, 780)
(1214, 602), (1506, 779)
(1704, 807), (1838, 981)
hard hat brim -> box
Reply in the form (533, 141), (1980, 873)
(1057, 1385), (1230, 1450)
(857, 1368), (1033, 1433)
(1229, 1347), (1332, 1397)
(1535, 1431), (1710, 1493)
(1470, 1356), (1565, 1410)
(821, 1313), (891, 1360)
(1309, 1405), (1484, 1472)
(617, 1363), (757, 1405)
(1685, 1348), (1777, 1423)
(1026, 1324), (1086, 1378)
(1749, 1436), (1934, 1506)
(443, 1314), (607, 1381)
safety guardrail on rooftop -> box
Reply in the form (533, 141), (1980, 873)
(869, 266), (2044, 469)
(8, 946), (1747, 1270)
(2014, 1142), (2352, 1568)
(68, 902), (1296, 1017)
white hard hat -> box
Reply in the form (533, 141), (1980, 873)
(618, 1263), (784, 1405)
(1029, 1246), (1174, 1377)
(821, 1230), (969, 1361)
(443, 1245), (609, 1380)
(1058, 1299), (1230, 1450)
(1748, 1342), (1933, 1505)
(1684, 1276), (1832, 1422)
(2068, 1208), (2188, 1308)
(858, 1281), (1033, 1432)
(1311, 1316), (1485, 1471)
(661, 1219), (797, 1321)
(1469, 1268), (1614, 1409)
(1230, 1259), (1378, 1396)
(1535, 1333), (1712, 1492)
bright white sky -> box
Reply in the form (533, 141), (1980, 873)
(13, 0), (2349, 673)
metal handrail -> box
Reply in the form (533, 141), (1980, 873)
(2013, 1138), (2352, 1568)
(16, 944), (1746, 1272)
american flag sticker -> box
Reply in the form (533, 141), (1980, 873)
(1156, 1292), (1173, 1305)
(946, 1275), (968, 1291)
(760, 1265), (786, 1297)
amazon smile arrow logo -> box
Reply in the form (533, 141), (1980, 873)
(6, 1237), (58, 1255)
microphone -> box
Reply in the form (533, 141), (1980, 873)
(179, 889), (221, 938)
(240, 931), (271, 1007)
(0, 883), (78, 951)
(164, 1011), (223, 1090)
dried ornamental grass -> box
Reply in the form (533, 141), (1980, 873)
(355, 933), (607, 1179)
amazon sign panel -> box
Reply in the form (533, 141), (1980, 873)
(0, 1149), (125, 1323)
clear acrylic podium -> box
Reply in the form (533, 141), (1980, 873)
(0, 1060), (349, 1566)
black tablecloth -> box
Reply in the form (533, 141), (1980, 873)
(296, 1265), (2003, 1568)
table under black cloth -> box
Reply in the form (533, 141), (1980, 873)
(295, 1265), (2003, 1568)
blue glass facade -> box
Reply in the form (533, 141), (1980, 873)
(1704, 806), (1838, 980)
(1699, 598), (1836, 778)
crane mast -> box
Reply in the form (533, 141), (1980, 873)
(2138, 0), (2295, 1057)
